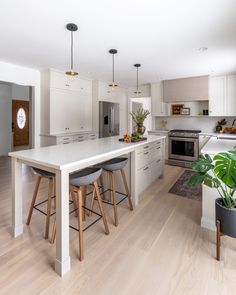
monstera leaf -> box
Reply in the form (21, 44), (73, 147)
(214, 150), (236, 190)
(191, 154), (214, 174)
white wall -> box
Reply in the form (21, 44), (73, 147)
(0, 83), (31, 156)
(0, 84), (12, 156)
(154, 116), (236, 133)
(0, 61), (40, 148)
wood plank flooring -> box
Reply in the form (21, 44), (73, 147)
(1, 156), (236, 295)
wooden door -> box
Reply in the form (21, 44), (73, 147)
(12, 100), (29, 146)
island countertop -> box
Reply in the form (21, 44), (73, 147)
(9, 135), (165, 171)
(201, 137), (236, 155)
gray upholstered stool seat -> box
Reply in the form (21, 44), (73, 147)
(32, 167), (54, 178)
(98, 157), (128, 172)
(70, 168), (102, 187)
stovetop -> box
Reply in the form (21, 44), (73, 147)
(169, 129), (201, 133)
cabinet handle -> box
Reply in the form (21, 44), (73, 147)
(156, 159), (161, 163)
(63, 142), (70, 144)
(144, 146), (149, 149)
(156, 147), (160, 150)
(143, 167), (149, 171)
(144, 152), (149, 155)
(63, 138), (70, 140)
(65, 84), (70, 87)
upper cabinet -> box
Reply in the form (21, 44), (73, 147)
(163, 76), (209, 102)
(209, 75), (236, 116)
(41, 69), (92, 135)
(151, 82), (168, 116)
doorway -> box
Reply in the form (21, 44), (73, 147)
(12, 100), (30, 147)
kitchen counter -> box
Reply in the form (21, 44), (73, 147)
(200, 137), (236, 232)
(200, 132), (236, 139)
(201, 137), (236, 155)
(9, 135), (165, 276)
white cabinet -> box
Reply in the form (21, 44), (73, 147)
(209, 75), (236, 116)
(148, 131), (168, 160)
(41, 69), (93, 135)
(209, 76), (227, 116)
(136, 140), (164, 196)
(227, 75), (236, 116)
(151, 82), (168, 116)
(199, 135), (211, 154)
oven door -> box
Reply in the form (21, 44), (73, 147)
(168, 136), (199, 162)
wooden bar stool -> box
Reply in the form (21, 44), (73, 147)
(26, 167), (55, 239)
(94, 157), (133, 227)
(51, 167), (109, 261)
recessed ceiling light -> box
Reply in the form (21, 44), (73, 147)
(198, 47), (208, 52)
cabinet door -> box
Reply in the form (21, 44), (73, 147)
(79, 89), (92, 131)
(227, 75), (236, 116)
(209, 76), (226, 116)
(50, 70), (80, 91)
(67, 91), (81, 132)
(151, 82), (167, 116)
(50, 89), (68, 134)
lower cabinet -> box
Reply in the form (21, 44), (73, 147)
(136, 140), (164, 196)
(41, 132), (98, 147)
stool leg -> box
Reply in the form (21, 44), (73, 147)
(53, 178), (56, 209)
(216, 220), (221, 261)
(100, 174), (105, 200)
(89, 187), (96, 217)
(80, 186), (87, 221)
(50, 218), (56, 244)
(94, 181), (109, 235)
(77, 188), (84, 261)
(111, 172), (118, 226)
(107, 172), (112, 202)
(120, 168), (133, 211)
(70, 187), (78, 217)
(26, 175), (42, 225)
(45, 178), (54, 239)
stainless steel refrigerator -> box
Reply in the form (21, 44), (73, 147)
(99, 101), (120, 138)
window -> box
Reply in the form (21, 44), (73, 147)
(17, 108), (26, 129)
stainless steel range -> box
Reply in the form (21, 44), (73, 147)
(168, 129), (201, 167)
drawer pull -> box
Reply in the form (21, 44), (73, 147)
(143, 167), (149, 171)
(63, 138), (70, 140)
(156, 147), (160, 150)
(156, 159), (161, 163)
(78, 136), (84, 138)
(63, 142), (70, 144)
(144, 146), (149, 149)
(65, 84), (70, 87)
(144, 151), (149, 155)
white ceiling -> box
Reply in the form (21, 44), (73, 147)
(1, 0), (236, 87)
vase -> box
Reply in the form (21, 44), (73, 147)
(134, 124), (146, 135)
(215, 198), (236, 238)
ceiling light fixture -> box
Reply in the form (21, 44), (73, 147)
(109, 49), (118, 87)
(134, 64), (141, 95)
(66, 23), (78, 76)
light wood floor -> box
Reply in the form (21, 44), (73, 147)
(1, 156), (236, 295)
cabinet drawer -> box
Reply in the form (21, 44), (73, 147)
(150, 159), (162, 182)
(136, 143), (152, 154)
(57, 136), (73, 145)
(137, 164), (151, 195)
(73, 134), (88, 142)
(88, 133), (97, 140)
(150, 144), (162, 160)
(137, 150), (152, 169)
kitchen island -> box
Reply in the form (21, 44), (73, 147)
(201, 137), (236, 231)
(9, 135), (165, 276)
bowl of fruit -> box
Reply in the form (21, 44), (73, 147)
(119, 133), (147, 143)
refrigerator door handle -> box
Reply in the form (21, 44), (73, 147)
(111, 106), (115, 134)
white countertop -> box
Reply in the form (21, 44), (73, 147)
(40, 131), (96, 137)
(201, 137), (236, 155)
(9, 135), (165, 170)
(148, 130), (169, 134)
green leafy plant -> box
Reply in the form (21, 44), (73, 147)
(189, 151), (236, 208)
(130, 108), (150, 126)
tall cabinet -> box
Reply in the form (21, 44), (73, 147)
(41, 69), (93, 135)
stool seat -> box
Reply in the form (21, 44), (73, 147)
(32, 167), (54, 178)
(70, 168), (102, 187)
(98, 157), (128, 171)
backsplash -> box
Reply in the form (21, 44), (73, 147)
(154, 116), (236, 133)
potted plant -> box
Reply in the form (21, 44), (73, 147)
(130, 107), (150, 135)
(189, 150), (236, 260)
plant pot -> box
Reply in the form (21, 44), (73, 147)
(215, 198), (236, 238)
(134, 124), (146, 135)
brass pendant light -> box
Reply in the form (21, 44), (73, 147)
(109, 49), (118, 87)
(65, 23), (78, 76)
(134, 64), (141, 95)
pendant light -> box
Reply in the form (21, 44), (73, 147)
(134, 64), (141, 95)
(65, 23), (78, 76)
(109, 49), (118, 87)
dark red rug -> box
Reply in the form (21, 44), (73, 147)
(168, 170), (202, 201)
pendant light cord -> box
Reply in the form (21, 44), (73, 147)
(136, 66), (139, 91)
(112, 53), (115, 83)
(71, 31), (73, 70)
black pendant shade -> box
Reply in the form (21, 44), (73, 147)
(66, 23), (78, 76)
(109, 49), (118, 87)
(134, 64), (141, 95)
